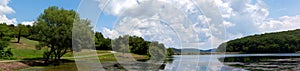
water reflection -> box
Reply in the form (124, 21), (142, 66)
(22, 63), (78, 71)
(21, 54), (300, 71)
(220, 56), (300, 71)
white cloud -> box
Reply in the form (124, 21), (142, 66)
(99, 0), (300, 49)
(21, 21), (34, 26)
(102, 27), (120, 39)
(97, 0), (139, 16)
(0, 0), (14, 14)
(259, 15), (300, 32)
(0, 0), (16, 25)
(0, 5), (14, 15)
(223, 21), (235, 28)
(0, 15), (16, 25)
(99, 0), (228, 49)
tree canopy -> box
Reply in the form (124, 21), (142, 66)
(0, 23), (13, 59)
(217, 29), (300, 53)
(95, 32), (111, 50)
(32, 6), (93, 61)
(111, 35), (171, 57)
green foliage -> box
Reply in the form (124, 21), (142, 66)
(72, 19), (94, 51)
(217, 29), (300, 53)
(129, 36), (150, 55)
(112, 35), (130, 53)
(149, 41), (167, 60)
(167, 48), (174, 56)
(15, 24), (31, 43)
(112, 35), (171, 57)
(32, 6), (93, 61)
(0, 23), (14, 59)
(95, 32), (111, 50)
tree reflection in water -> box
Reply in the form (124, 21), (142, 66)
(220, 56), (300, 71)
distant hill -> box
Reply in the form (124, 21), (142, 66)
(200, 48), (216, 52)
(169, 48), (216, 54)
(217, 29), (300, 53)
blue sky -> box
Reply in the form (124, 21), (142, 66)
(7, 0), (80, 23)
(264, 0), (300, 18)
(1, 0), (300, 49)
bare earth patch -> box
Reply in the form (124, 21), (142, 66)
(0, 62), (29, 71)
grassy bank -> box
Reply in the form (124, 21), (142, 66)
(7, 38), (44, 60)
(0, 38), (150, 70)
(98, 53), (149, 62)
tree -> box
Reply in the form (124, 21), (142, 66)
(129, 36), (150, 55)
(0, 23), (13, 59)
(15, 24), (30, 43)
(95, 32), (111, 50)
(166, 48), (174, 56)
(33, 6), (93, 62)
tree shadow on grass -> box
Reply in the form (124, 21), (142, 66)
(19, 57), (74, 66)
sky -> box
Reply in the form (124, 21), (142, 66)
(1, 0), (300, 49)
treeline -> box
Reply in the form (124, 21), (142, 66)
(95, 32), (174, 56)
(0, 6), (173, 60)
(0, 23), (15, 59)
(0, 23), (33, 42)
(0, 23), (34, 59)
(217, 29), (300, 53)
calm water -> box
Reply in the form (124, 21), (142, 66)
(22, 53), (300, 71)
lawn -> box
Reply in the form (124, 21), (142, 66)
(11, 49), (44, 59)
(8, 38), (39, 49)
(2, 37), (149, 62)
(6, 38), (44, 60)
(98, 53), (149, 62)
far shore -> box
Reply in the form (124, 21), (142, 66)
(175, 52), (242, 55)
(175, 52), (300, 55)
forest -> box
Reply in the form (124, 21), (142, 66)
(217, 29), (300, 53)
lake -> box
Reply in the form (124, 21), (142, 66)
(21, 53), (300, 71)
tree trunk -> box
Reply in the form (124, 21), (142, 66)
(0, 32), (3, 39)
(17, 29), (21, 43)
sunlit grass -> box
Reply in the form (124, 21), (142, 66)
(8, 37), (39, 49)
(11, 49), (44, 59)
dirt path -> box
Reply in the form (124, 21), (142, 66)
(0, 60), (23, 63)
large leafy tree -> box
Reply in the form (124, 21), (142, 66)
(129, 36), (150, 55)
(33, 6), (93, 61)
(0, 23), (13, 59)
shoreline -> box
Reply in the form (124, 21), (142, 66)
(176, 52), (300, 55)
(176, 52), (242, 55)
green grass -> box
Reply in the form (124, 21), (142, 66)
(97, 50), (111, 54)
(8, 37), (39, 49)
(98, 53), (149, 62)
(98, 54), (117, 62)
(2, 37), (149, 62)
(11, 49), (44, 59)
(0, 37), (44, 60)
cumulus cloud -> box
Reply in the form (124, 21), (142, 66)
(216, 0), (269, 35)
(0, 15), (16, 25)
(98, 0), (226, 49)
(97, 0), (139, 16)
(259, 15), (300, 32)
(0, 0), (16, 25)
(217, 0), (300, 35)
(98, 0), (300, 49)
(21, 21), (34, 26)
